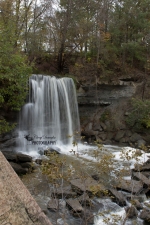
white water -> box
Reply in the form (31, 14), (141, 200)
(17, 75), (80, 152)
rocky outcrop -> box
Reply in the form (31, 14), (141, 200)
(77, 81), (150, 146)
(0, 152), (52, 225)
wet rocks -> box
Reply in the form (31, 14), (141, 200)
(133, 172), (150, 187)
(70, 177), (106, 195)
(125, 205), (138, 218)
(44, 147), (61, 155)
(1, 151), (33, 175)
(66, 198), (83, 216)
(16, 153), (32, 162)
(139, 209), (150, 222)
(109, 189), (126, 206)
(116, 179), (143, 194)
(132, 199), (143, 210)
(47, 198), (59, 212)
(9, 162), (28, 175)
(77, 193), (92, 206)
(133, 158), (150, 172)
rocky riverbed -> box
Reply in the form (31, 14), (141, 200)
(7, 144), (150, 225)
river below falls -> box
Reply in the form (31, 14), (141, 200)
(21, 143), (150, 225)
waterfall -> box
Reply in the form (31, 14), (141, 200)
(18, 75), (80, 152)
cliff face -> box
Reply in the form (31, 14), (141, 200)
(77, 78), (150, 146)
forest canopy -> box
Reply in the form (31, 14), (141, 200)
(0, 0), (150, 133)
(0, 0), (150, 73)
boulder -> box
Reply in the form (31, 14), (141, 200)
(139, 209), (150, 222)
(137, 139), (146, 148)
(66, 198), (83, 216)
(114, 131), (125, 142)
(20, 162), (33, 169)
(120, 137), (130, 143)
(130, 133), (142, 142)
(109, 189), (126, 206)
(105, 121), (115, 132)
(98, 133), (107, 141)
(9, 162), (28, 175)
(82, 130), (99, 137)
(35, 158), (43, 165)
(92, 121), (103, 132)
(77, 193), (91, 206)
(47, 198), (59, 212)
(1, 138), (17, 148)
(70, 177), (106, 195)
(44, 147), (61, 155)
(132, 199), (143, 210)
(99, 122), (107, 131)
(140, 171), (150, 178)
(125, 206), (138, 218)
(134, 163), (150, 172)
(143, 158), (150, 166)
(116, 179), (143, 194)
(16, 153), (32, 163)
(125, 130), (132, 137)
(133, 172), (150, 187)
(107, 132), (115, 140)
(0, 133), (12, 142)
(1, 151), (17, 161)
(84, 122), (93, 131)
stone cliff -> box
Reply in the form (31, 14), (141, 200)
(77, 77), (150, 147)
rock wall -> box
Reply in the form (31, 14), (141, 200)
(77, 80), (148, 146)
(0, 152), (52, 225)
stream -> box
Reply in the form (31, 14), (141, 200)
(21, 143), (150, 225)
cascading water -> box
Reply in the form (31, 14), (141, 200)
(17, 75), (80, 152)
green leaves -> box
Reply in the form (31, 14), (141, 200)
(126, 98), (150, 130)
(0, 19), (32, 134)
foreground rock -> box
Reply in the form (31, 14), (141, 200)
(77, 193), (92, 206)
(9, 162), (28, 175)
(66, 198), (83, 216)
(134, 163), (150, 172)
(139, 209), (150, 222)
(16, 153), (32, 162)
(47, 198), (59, 212)
(70, 177), (106, 195)
(116, 179), (143, 194)
(133, 172), (150, 187)
(44, 147), (61, 155)
(109, 189), (126, 206)
(0, 152), (52, 225)
(125, 206), (138, 218)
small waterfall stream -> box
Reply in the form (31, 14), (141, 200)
(18, 75), (80, 152)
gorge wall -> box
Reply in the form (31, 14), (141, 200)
(77, 78), (150, 147)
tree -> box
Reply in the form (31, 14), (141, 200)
(0, 5), (32, 134)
